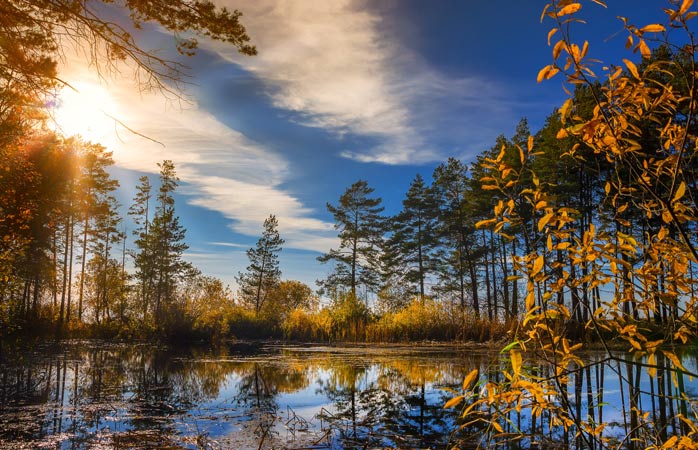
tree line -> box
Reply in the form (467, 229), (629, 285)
(2, 0), (698, 351)
(3, 44), (698, 343)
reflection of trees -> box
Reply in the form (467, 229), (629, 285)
(231, 361), (309, 448)
(0, 343), (248, 448)
(317, 360), (372, 447)
(316, 353), (479, 448)
(377, 359), (458, 448)
(8, 344), (690, 450)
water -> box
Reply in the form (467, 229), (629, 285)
(0, 341), (484, 449)
(1, 341), (697, 449)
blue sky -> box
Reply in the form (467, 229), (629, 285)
(53, 1), (666, 291)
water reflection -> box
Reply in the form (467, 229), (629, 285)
(1, 342), (696, 449)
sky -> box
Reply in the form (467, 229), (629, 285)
(51, 0), (668, 291)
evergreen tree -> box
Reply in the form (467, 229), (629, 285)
(432, 158), (482, 315)
(149, 160), (190, 326)
(76, 142), (118, 321)
(237, 214), (284, 314)
(87, 193), (122, 323)
(318, 180), (384, 298)
(383, 174), (438, 301)
(129, 175), (153, 320)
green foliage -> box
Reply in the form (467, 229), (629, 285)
(383, 174), (439, 300)
(318, 180), (385, 297)
(237, 214), (284, 314)
(432, 158), (484, 313)
(148, 160), (191, 328)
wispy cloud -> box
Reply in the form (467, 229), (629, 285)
(208, 0), (515, 165)
(56, 52), (337, 254)
(52, 0), (520, 260)
(207, 0), (430, 164)
(208, 242), (248, 248)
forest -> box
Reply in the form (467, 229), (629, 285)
(0, 0), (697, 348)
(3, 0), (698, 447)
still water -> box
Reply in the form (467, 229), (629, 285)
(1, 341), (697, 449)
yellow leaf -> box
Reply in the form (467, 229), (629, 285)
(662, 209), (673, 223)
(641, 24), (666, 33)
(532, 254), (544, 276)
(547, 28), (558, 45)
(538, 212), (554, 231)
(492, 421), (504, 433)
(462, 369), (479, 390)
(557, 3), (582, 17)
(623, 58), (640, 79)
(475, 218), (497, 229)
(527, 135), (534, 151)
(662, 350), (686, 372)
(662, 436), (679, 449)
(511, 350), (522, 377)
(546, 67), (560, 80)
(461, 401), (479, 418)
(639, 39), (651, 58)
(556, 127), (568, 139)
(536, 65), (559, 82)
(657, 226), (667, 241)
(559, 98), (573, 122)
(628, 338), (642, 351)
(553, 39), (565, 60)
(556, 241), (571, 250)
(525, 291), (535, 311)
(537, 66), (548, 83)
(673, 181), (686, 203)
(647, 353), (657, 378)
(444, 395), (464, 409)
(679, 0), (694, 15)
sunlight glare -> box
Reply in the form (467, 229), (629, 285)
(52, 81), (121, 146)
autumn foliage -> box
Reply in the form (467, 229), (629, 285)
(448, 1), (698, 448)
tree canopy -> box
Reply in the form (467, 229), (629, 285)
(1, 0), (256, 98)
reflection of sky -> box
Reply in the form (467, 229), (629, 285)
(52, 1), (665, 290)
(4, 345), (698, 448)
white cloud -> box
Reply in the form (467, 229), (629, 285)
(55, 52), (337, 254)
(208, 0), (512, 165)
(208, 0), (433, 164)
(208, 242), (249, 248)
(50, 0), (516, 259)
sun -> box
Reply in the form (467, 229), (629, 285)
(52, 81), (121, 145)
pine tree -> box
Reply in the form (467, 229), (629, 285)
(318, 180), (384, 298)
(76, 143), (118, 321)
(432, 158), (483, 315)
(86, 194), (123, 323)
(149, 160), (190, 326)
(383, 174), (438, 301)
(129, 175), (153, 320)
(237, 214), (284, 314)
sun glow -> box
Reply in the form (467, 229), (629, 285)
(52, 81), (121, 146)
